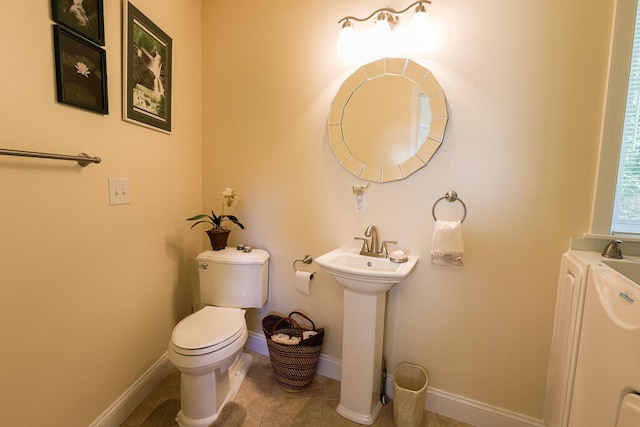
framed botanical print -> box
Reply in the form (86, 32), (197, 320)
(123, 2), (173, 133)
(51, 0), (105, 46)
(53, 25), (108, 114)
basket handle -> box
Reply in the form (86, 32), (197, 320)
(288, 311), (316, 331)
(271, 316), (304, 337)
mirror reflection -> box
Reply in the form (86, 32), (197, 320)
(343, 76), (431, 166)
(328, 58), (448, 183)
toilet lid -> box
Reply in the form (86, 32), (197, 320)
(171, 306), (245, 352)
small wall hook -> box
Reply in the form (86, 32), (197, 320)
(352, 183), (370, 196)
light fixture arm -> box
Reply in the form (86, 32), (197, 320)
(337, 1), (432, 25)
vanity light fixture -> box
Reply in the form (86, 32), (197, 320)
(337, 1), (433, 62)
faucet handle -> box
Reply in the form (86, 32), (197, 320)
(354, 237), (370, 254)
(381, 240), (398, 258)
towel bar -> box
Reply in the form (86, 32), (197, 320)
(0, 148), (101, 167)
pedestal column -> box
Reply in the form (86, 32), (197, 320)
(337, 288), (386, 425)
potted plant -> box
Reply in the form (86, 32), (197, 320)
(187, 188), (245, 250)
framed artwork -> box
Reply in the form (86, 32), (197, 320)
(53, 25), (108, 114)
(51, 0), (105, 46)
(123, 2), (173, 133)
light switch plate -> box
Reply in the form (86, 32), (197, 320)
(109, 177), (130, 205)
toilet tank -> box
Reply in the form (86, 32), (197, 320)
(196, 248), (270, 308)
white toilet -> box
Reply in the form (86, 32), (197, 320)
(168, 247), (270, 427)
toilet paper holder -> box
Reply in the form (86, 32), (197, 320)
(293, 255), (316, 279)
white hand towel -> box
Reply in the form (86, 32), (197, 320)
(431, 220), (464, 266)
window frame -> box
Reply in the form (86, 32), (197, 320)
(591, 0), (640, 237)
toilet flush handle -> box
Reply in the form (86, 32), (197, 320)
(199, 263), (208, 269)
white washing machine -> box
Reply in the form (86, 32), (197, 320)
(568, 262), (640, 427)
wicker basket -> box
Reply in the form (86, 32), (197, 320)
(262, 311), (324, 391)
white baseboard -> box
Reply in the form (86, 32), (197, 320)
(421, 387), (545, 427)
(247, 331), (544, 427)
(89, 352), (175, 427)
(92, 333), (544, 427)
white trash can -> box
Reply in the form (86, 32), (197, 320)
(393, 363), (428, 427)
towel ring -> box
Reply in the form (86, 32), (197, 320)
(432, 191), (467, 223)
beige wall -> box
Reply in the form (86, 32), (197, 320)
(0, 0), (615, 424)
(202, 0), (613, 419)
(0, 1), (202, 425)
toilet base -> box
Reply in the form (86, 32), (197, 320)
(175, 352), (253, 427)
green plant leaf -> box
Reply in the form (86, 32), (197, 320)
(186, 214), (210, 221)
(189, 219), (213, 229)
(225, 215), (245, 229)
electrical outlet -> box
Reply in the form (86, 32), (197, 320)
(109, 177), (130, 205)
(354, 193), (367, 214)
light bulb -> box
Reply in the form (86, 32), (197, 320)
(337, 21), (357, 61)
(373, 13), (393, 37)
(368, 14), (393, 60)
(408, 6), (432, 55)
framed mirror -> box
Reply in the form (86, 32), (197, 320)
(328, 58), (448, 183)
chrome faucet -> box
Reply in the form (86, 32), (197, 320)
(602, 239), (623, 259)
(355, 225), (397, 258)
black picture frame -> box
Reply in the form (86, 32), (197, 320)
(51, 0), (105, 46)
(123, 2), (172, 133)
(53, 25), (108, 114)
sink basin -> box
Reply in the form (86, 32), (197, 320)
(315, 247), (419, 294)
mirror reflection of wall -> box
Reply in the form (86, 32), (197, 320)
(343, 76), (424, 167)
(328, 58), (447, 183)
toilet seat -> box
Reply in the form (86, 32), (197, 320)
(171, 306), (246, 356)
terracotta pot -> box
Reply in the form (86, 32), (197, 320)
(205, 228), (230, 251)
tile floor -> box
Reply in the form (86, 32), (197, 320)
(121, 351), (473, 427)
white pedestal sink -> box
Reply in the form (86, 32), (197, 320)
(316, 247), (419, 425)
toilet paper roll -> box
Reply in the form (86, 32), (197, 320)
(295, 271), (313, 295)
